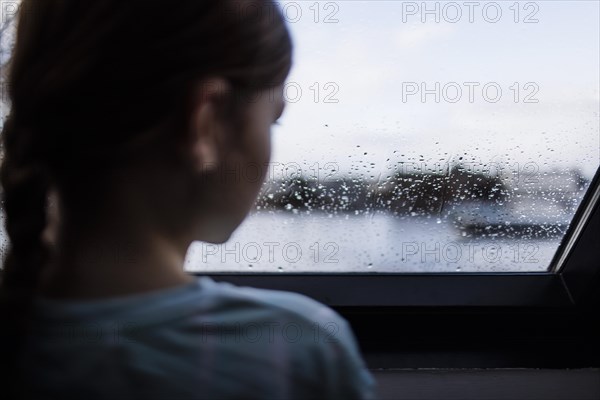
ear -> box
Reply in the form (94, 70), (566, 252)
(188, 78), (231, 173)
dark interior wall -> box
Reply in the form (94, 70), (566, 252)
(342, 303), (600, 369)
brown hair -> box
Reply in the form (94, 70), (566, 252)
(0, 0), (292, 396)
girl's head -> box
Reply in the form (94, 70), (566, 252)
(2, 0), (292, 263)
(0, 0), (291, 387)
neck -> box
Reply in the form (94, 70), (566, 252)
(38, 213), (195, 300)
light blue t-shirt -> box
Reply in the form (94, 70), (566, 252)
(20, 276), (377, 399)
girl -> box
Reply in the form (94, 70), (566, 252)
(0, 1), (377, 399)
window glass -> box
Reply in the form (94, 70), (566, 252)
(1, 1), (598, 273)
(0, 0), (19, 256)
(186, 0), (599, 273)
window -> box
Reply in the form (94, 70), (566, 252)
(183, 0), (600, 274)
(1, 1), (598, 308)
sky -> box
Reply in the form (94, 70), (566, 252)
(271, 1), (600, 180)
(1, 1), (599, 180)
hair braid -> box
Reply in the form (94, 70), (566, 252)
(0, 113), (52, 398)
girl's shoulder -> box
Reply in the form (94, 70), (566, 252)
(31, 275), (349, 339)
(25, 275), (376, 399)
(198, 276), (345, 326)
